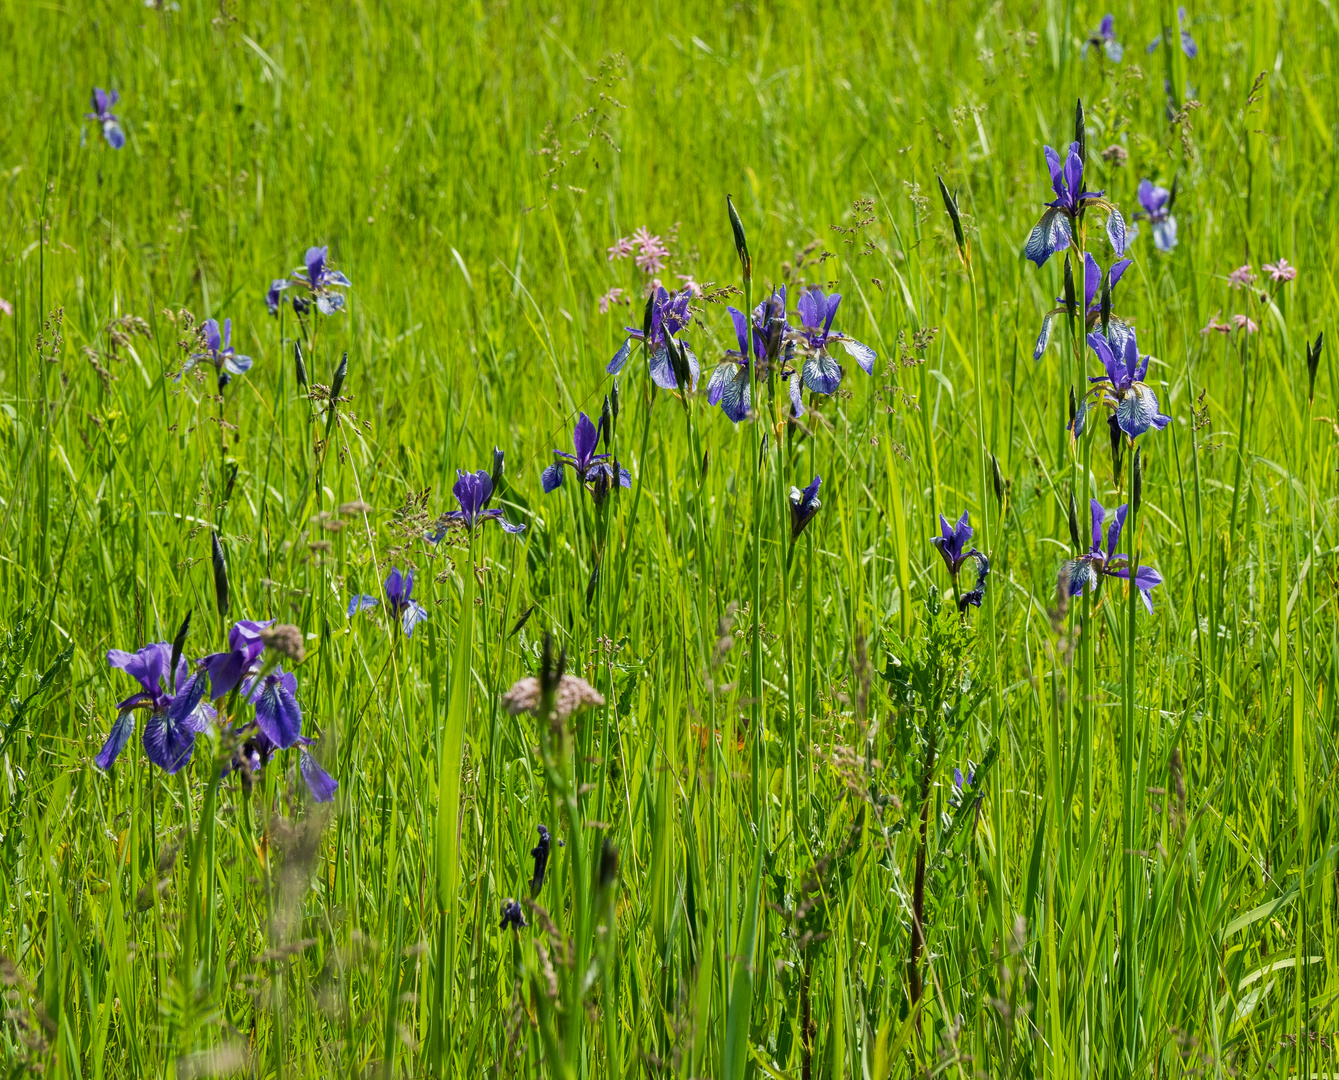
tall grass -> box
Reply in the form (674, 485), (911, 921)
(0, 0), (1337, 1076)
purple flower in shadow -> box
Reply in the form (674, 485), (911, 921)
(348, 567), (430, 636)
(1060, 500), (1163, 612)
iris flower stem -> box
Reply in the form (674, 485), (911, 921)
(1121, 441), (1140, 1071)
(804, 531), (815, 833)
(180, 756), (220, 989)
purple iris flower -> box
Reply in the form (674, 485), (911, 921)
(348, 567), (430, 636)
(930, 512), (991, 610)
(1024, 142), (1127, 267)
(267, 246), (351, 316)
(182, 318), (253, 386)
(95, 643), (216, 774)
(706, 307), (758, 424)
(1081, 14), (1124, 62)
(500, 900), (528, 930)
(787, 286), (877, 396)
(86, 87), (125, 149)
(1034, 253), (1133, 360)
(227, 726), (337, 803)
(1060, 500), (1163, 613)
(430, 470), (527, 539)
(202, 619), (273, 699)
(541, 412), (631, 493)
(530, 824), (559, 895)
(1147, 6), (1198, 58)
(244, 666), (303, 749)
(606, 287), (699, 391)
(1075, 329), (1171, 440)
(1133, 180), (1178, 252)
(789, 475), (822, 541)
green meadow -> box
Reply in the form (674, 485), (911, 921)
(1, 0), (1337, 1076)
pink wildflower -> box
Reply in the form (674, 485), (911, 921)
(1262, 258), (1296, 282)
(597, 287), (626, 314)
(1227, 265), (1256, 289)
(632, 226), (670, 275)
(0, 298), (11, 317)
(1200, 310), (1231, 335)
(1231, 313), (1258, 333)
(606, 237), (635, 261)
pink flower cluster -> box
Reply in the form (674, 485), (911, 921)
(1200, 309), (1256, 335)
(1263, 258), (1296, 282)
(597, 287), (627, 314)
(608, 226), (672, 275)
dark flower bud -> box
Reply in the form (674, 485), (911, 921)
(789, 476), (822, 542)
(1068, 386), (1078, 430)
(294, 340), (308, 387)
(210, 532), (229, 617)
(1067, 492), (1082, 552)
(530, 824), (554, 897)
(641, 291), (656, 344)
(991, 453), (1005, 504)
(1063, 253), (1077, 329)
(585, 565), (600, 609)
(224, 462), (238, 503)
(1307, 333), (1324, 403)
(292, 296), (311, 316)
(1132, 447), (1143, 514)
(1074, 98), (1087, 171)
(1109, 414), (1124, 483)
(726, 194), (753, 283)
(610, 378), (620, 422)
(600, 395), (612, 447)
(937, 175), (968, 264)
(668, 339), (692, 399)
(500, 899), (527, 931)
(169, 611), (191, 692)
(1166, 171), (1179, 213)
(326, 352), (348, 440)
(217, 372), (231, 392)
(598, 838), (619, 890)
(1099, 273), (1112, 338)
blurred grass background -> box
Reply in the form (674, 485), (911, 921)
(1, 0), (1338, 1076)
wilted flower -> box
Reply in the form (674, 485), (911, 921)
(259, 623), (306, 664)
(540, 413), (630, 494)
(1034, 252), (1133, 360)
(1024, 142), (1127, 266)
(1147, 6), (1198, 58)
(500, 900), (528, 930)
(1263, 258), (1296, 283)
(267, 246), (351, 316)
(1060, 500), (1163, 612)
(787, 286), (877, 399)
(607, 286), (698, 391)
(1200, 310), (1232, 335)
(789, 475), (822, 541)
(1081, 14), (1124, 62)
(1227, 265), (1256, 289)
(1101, 145), (1129, 167)
(86, 87), (125, 149)
(530, 824), (565, 895)
(182, 318), (253, 387)
(1231, 313), (1259, 333)
(930, 512), (990, 610)
(1133, 180), (1178, 252)
(501, 674), (605, 720)
(430, 470), (527, 538)
(348, 567), (430, 636)
(1078, 329), (1171, 440)
(95, 643), (215, 774)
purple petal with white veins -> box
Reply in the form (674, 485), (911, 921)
(838, 336), (876, 374)
(788, 372), (805, 417)
(1152, 217), (1178, 252)
(1106, 207), (1127, 256)
(541, 463), (564, 492)
(142, 711), (196, 773)
(104, 121), (125, 149)
(1033, 312), (1055, 361)
(251, 670), (302, 749)
(648, 346), (679, 390)
(607, 338), (632, 375)
(802, 352), (843, 396)
(401, 601), (428, 636)
(717, 367), (751, 423)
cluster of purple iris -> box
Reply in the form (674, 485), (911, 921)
(95, 621), (336, 802)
